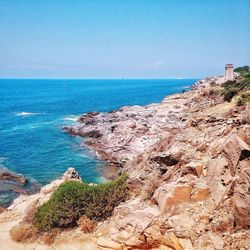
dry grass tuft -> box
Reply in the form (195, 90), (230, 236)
(9, 223), (38, 243)
(77, 216), (97, 233)
(40, 228), (60, 245)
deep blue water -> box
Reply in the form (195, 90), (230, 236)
(0, 79), (196, 206)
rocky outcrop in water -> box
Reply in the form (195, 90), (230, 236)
(0, 168), (26, 184)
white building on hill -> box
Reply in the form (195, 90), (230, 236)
(224, 64), (234, 81)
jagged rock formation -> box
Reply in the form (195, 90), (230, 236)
(0, 81), (250, 249)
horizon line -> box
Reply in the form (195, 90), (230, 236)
(0, 77), (201, 80)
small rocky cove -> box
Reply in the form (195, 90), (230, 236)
(0, 73), (250, 249)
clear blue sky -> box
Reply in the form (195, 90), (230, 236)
(0, 0), (249, 79)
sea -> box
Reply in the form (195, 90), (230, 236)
(0, 79), (197, 206)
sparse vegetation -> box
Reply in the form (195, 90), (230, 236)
(77, 216), (97, 233)
(237, 97), (245, 106)
(40, 228), (60, 245)
(223, 88), (238, 102)
(35, 174), (128, 231)
(9, 223), (38, 243)
(234, 65), (250, 75)
(221, 66), (250, 103)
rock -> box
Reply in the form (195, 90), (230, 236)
(207, 232), (224, 250)
(96, 237), (121, 249)
(0, 168), (26, 184)
(179, 238), (194, 250)
(144, 226), (184, 249)
(232, 159), (250, 229)
(191, 182), (210, 202)
(206, 157), (229, 209)
(168, 215), (195, 233)
(152, 153), (179, 166)
(169, 146), (185, 162)
(153, 182), (192, 213)
(223, 134), (250, 174)
(182, 162), (203, 177)
(77, 112), (99, 123)
(63, 126), (78, 136)
(41, 179), (63, 195)
(82, 129), (102, 138)
(162, 233), (184, 250)
(206, 157), (228, 184)
(62, 167), (81, 181)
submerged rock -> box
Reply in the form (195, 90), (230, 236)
(0, 168), (26, 184)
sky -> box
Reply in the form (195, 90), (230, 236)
(0, 0), (249, 79)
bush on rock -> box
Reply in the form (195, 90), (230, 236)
(35, 174), (128, 231)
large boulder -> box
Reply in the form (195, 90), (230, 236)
(206, 157), (230, 209)
(153, 182), (192, 213)
(103, 198), (160, 248)
(232, 159), (250, 229)
(222, 134), (250, 174)
(167, 214), (195, 234)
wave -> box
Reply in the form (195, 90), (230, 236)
(15, 112), (40, 117)
(64, 117), (78, 121)
(63, 115), (79, 122)
(1, 121), (54, 133)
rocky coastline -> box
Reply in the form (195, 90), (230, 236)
(0, 75), (250, 249)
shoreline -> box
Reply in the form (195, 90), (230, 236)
(1, 73), (250, 249)
(63, 84), (199, 178)
(0, 79), (194, 208)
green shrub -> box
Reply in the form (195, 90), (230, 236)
(222, 80), (237, 90)
(234, 65), (249, 74)
(35, 174), (128, 231)
(241, 92), (250, 103)
(223, 88), (238, 102)
(237, 97), (245, 106)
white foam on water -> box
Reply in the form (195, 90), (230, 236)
(15, 112), (40, 116)
(1, 121), (54, 133)
(63, 115), (79, 122)
(64, 117), (78, 121)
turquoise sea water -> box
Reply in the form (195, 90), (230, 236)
(0, 79), (197, 206)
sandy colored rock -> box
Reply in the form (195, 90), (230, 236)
(153, 182), (192, 213)
(191, 183), (210, 202)
(96, 237), (121, 249)
(223, 134), (250, 173)
(179, 238), (194, 250)
(168, 215), (195, 232)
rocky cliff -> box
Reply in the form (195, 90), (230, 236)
(0, 77), (249, 250)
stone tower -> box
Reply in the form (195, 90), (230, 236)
(225, 64), (234, 81)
